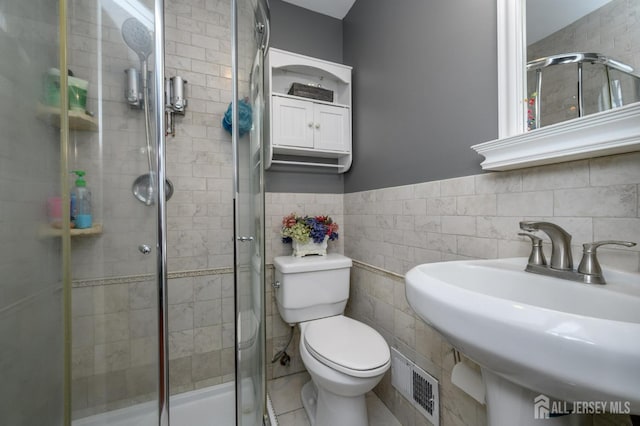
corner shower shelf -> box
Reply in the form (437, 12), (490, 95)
(36, 103), (99, 131)
(39, 223), (103, 238)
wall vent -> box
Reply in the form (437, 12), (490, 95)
(390, 347), (440, 425)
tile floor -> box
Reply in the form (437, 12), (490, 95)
(268, 372), (401, 426)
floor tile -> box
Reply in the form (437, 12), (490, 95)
(268, 371), (310, 415)
(268, 371), (401, 426)
(277, 408), (311, 426)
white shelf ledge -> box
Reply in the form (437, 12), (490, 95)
(270, 160), (345, 169)
(472, 103), (640, 170)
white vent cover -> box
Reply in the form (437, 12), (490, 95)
(391, 347), (440, 425)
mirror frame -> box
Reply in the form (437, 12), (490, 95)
(471, 0), (640, 171)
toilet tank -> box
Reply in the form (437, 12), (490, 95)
(273, 253), (352, 325)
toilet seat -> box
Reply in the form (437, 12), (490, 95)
(303, 315), (390, 378)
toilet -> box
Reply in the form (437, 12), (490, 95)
(273, 254), (390, 426)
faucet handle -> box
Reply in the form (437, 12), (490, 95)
(518, 232), (547, 266)
(577, 240), (637, 284)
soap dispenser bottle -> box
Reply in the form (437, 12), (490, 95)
(71, 170), (92, 229)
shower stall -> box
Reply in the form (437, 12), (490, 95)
(0, 0), (269, 424)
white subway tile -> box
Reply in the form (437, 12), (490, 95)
(427, 197), (457, 216)
(441, 176), (475, 196)
(497, 191), (554, 216)
(476, 216), (522, 240)
(457, 194), (497, 216)
(554, 185), (637, 217)
(457, 236), (498, 259)
(442, 216), (476, 236)
(522, 160), (589, 190)
(475, 171), (522, 194)
(590, 152), (640, 186)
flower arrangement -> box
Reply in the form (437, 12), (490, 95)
(281, 213), (339, 244)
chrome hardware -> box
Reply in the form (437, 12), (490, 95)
(255, 22), (265, 34)
(314, 123), (320, 129)
(308, 122), (313, 127)
(272, 280), (281, 289)
(138, 244), (152, 255)
(519, 221), (572, 270)
(518, 232), (546, 266)
(237, 236), (254, 242)
(578, 240), (637, 284)
(518, 222), (637, 285)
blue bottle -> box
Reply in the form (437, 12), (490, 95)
(71, 170), (92, 229)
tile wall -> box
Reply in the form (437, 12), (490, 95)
(343, 151), (639, 425)
(266, 152), (639, 426)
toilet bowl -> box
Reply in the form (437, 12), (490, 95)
(273, 254), (391, 426)
(299, 316), (390, 426)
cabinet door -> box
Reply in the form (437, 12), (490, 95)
(272, 96), (314, 149)
(313, 104), (350, 152)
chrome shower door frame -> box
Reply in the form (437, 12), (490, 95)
(153, 0), (170, 425)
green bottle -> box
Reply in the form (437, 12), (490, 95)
(71, 170), (92, 229)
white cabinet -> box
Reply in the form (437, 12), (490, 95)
(266, 48), (352, 173)
(272, 96), (350, 152)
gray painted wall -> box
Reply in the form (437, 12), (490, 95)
(343, 0), (499, 193)
(268, 0), (343, 63)
(265, 0), (345, 193)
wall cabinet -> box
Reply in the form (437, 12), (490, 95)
(272, 95), (349, 152)
(266, 48), (352, 173)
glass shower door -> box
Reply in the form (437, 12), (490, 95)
(0, 1), (65, 424)
(234, 0), (268, 424)
(67, 0), (164, 424)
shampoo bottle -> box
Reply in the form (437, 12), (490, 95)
(71, 170), (92, 229)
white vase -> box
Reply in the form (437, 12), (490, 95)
(292, 235), (329, 257)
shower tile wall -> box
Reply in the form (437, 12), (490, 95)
(67, 0), (239, 417)
(344, 152), (640, 426)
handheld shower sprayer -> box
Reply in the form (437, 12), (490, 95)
(121, 17), (172, 205)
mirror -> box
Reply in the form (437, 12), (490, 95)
(471, 0), (640, 171)
(525, 0), (640, 130)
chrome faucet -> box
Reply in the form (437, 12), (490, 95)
(519, 221), (572, 270)
(518, 221), (636, 284)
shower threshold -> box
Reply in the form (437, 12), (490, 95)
(73, 382), (235, 426)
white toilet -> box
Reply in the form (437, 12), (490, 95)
(273, 254), (391, 426)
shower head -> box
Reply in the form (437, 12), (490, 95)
(121, 17), (153, 62)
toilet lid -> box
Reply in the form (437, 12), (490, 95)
(304, 316), (390, 377)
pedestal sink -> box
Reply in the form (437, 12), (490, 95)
(405, 258), (640, 426)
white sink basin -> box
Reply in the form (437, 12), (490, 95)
(405, 258), (640, 416)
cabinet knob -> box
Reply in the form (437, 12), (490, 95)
(314, 123), (320, 129)
(308, 122), (313, 127)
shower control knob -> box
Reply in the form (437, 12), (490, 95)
(138, 244), (152, 255)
